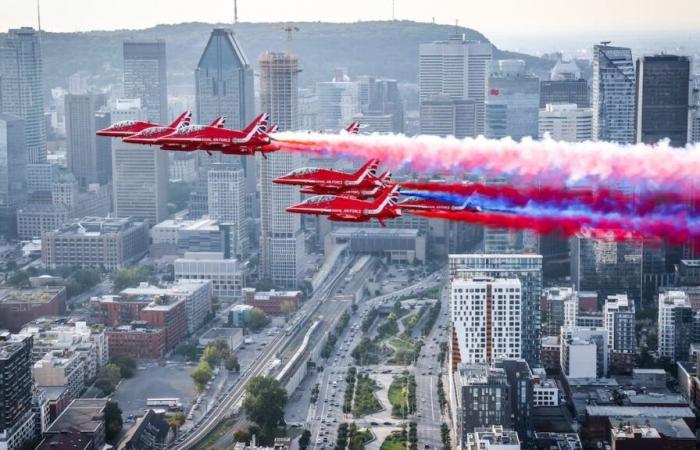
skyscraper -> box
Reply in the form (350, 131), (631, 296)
(316, 69), (360, 131)
(592, 44), (636, 143)
(123, 40), (167, 124)
(94, 110), (112, 185)
(208, 163), (248, 259)
(449, 254), (543, 368)
(357, 77), (404, 133)
(485, 60), (540, 140)
(65, 93), (106, 187)
(635, 55), (690, 147)
(419, 96), (476, 138)
(0, 335), (35, 450)
(450, 277), (522, 366)
(419, 35), (492, 135)
(111, 99), (168, 224)
(540, 80), (590, 108)
(195, 28), (254, 130)
(194, 28), (257, 224)
(259, 52), (305, 288)
(0, 114), (27, 238)
(0, 27), (46, 163)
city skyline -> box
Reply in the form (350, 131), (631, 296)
(2, 0), (699, 35)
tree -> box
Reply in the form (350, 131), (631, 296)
(112, 266), (153, 292)
(95, 364), (122, 394)
(202, 341), (230, 368)
(298, 429), (312, 450)
(168, 412), (186, 436)
(191, 361), (213, 392)
(225, 354), (240, 373)
(233, 428), (252, 444)
(280, 300), (297, 318)
(104, 401), (123, 443)
(242, 376), (288, 444)
(247, 308), (271, 331)
(6, 270), (29, 288)
(110, 355), (137, 378)
(174, 342), (198, 362)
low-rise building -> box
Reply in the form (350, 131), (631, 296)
(42, 217), (149, 270)
(466, 426), (520, 450)
(42, 399), (106, 450)
(0, 286), (67, 332)
(115, 409), (170, 450)
(325, 227), (426, 263)
(560, 327), (608, 379)
(229, 304), (253, 327)
(32, 350), (85, 402)
(16, 204), (70, 240)
(174, 252), (245, 301)
(584, 406), (696, 442)
(609, 418), (695, 450)
(243, 288), (302, 315)
(150, 217), (230, 257)
(198, 327), (243, 352)
(107, 322), (167, 360)
(541, 336), (560, 372)
(533, 432), (582, 450)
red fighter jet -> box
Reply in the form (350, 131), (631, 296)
(154, 113), (273, 156)
(398, 195), (482, 213)
(301, 171), (395, 199)
(286, 185), (402, 226)
(120, 111), (196, 145)
(274, 158), (380, 192)
(96, 110), (192, 138)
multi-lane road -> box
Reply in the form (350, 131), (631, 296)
(170, 256), (354, 449)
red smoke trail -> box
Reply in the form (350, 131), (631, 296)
(276, 133), (700, 194)
(410, 209), (696, 247)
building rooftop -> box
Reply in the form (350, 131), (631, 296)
(0, 335), (29, 360)
(586, 405), (695, 418)
(534, 432), (582, 450)
(332, 227), (420, 238)
(47, 399), (106, 434)
(626, 393), (687, 406)
(243, 288), (301, 299)
(200, 327), (242, 339)
(0, 286), (65, 304)
(49, 216), (143, 236)
(610, 417), (695, 440)
(153, 217), (220, 232)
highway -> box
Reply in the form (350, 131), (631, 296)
(170, 255), (353, 449)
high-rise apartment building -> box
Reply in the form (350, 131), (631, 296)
(0, 335), (35, 450)
(419, 35), (492, 135)
(123, 41), (168, 123)
(538, 103), (593, 142)
(208, 163), (248, 258)
(450, 277), (522, 366)
(635, 55), (690, 147)
(0, 114), (27, 237)
(485, 60), (540, 140)
(259, 52), (305, 288)
(449, 254), (543, 367)
(658, 291), (693, 361)
(602, 294), (637, 354)
(111, 100), (169, 224)
(65, 93), (106, 187)
(592, 44), (636, 143)
(560, 326), (609, 378)
(0, 27), (46, 163)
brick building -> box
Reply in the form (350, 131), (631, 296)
(0, 287), (67, 332)
(243, 288), (302, 315)
(106, 322), (166, 359)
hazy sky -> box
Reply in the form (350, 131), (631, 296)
(2, 0), (699, 34)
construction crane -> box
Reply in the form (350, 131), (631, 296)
(281, 25), (300, 55)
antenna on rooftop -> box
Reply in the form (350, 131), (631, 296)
(392, 0), (396, 20)
(234, 0), (238, 24)
(37, 0), (42, 32)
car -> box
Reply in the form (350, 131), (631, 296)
(370, 422), (379, 426)
(383, 421), (392, 425)
(323, 438), (329, 442)
(424, 445), (431, 449)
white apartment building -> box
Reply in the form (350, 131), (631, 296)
(538, 103), (593, 142)
(451, 277), (522, 365)
(658, 291), (693, 360)
(174, 252), (244, 302)
(603, 294), (636, 353)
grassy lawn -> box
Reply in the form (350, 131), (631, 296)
(353, 374), (383, 417)
(388, 336), (414, 352)
(380, 432), (407, 450)
(388, 376), (410, 418)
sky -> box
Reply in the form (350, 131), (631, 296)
(1, 0), (699, 34)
